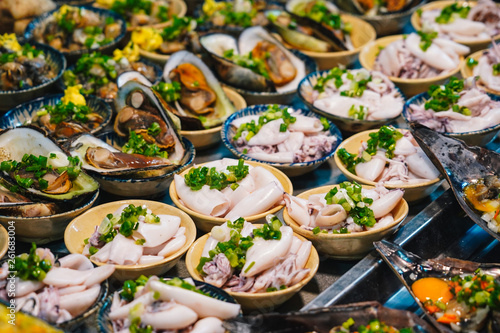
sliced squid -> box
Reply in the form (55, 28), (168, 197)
(284, 194), (311, 227)
(141, 303), (198, 330)
(248, 118), (290, 146)
(134, 214), (181, 247)
(59, 284), (100, 317)
(369, 189), (404, 219)
(288, 115), (323, 133)
(190, 317), (225, 333)
(315, 204), (347, 227)
(225, 181), (284, 220)
(157, 235), (187, 257)
(355, 152), (386, 181)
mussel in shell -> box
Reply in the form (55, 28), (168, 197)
(375, 240), (500, 333)
(0, 180), (58, 217)
(0, 126), (99, 204)
(114, 81), (185, 163)
(200, 27), (307, 93)
(161, 51), (236, 130)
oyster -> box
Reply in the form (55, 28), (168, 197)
(199, 26), (307, 93)
(0, 126), (99, 203)
(409, 123), (500, 242)
(375, 240), (500, 333)
(114, 81), (185, 164)
(161, 51), (236, 130)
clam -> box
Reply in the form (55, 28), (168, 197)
(199, 26), (307, 93)
(114, 81), (185, 164)
(0, 126), (99, 204)
(375, 240), (500, 333)
(162, 51), (236, 129)
(409, 123), (500, 242)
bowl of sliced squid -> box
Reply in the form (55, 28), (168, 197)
(298, 67), (406, 133)
(461, 44), (500, 97)
(282, 182), (409, 259)
(199, 26), (318, 105)
(97, 275), (241, 333)
(359, 33), (468, 97)
(65, 200), (197, 281)
(0, 245), (114, 332)
(411, 0), (500, 54)
(169, 158), (293, 232)
(221, 104), (342, 177)
(333, 127), (443, 202)
(185, 215), (319, 311)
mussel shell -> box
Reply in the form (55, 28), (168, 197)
(409, 122), (500, 242)
(0, 126), (99, 204)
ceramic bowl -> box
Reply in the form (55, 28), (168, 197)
(461, 49), (500, 96)
(334, 0), (428, 36)
(89, 136), (195, 197)
(359, 34), (463, 97)
(0, 225), (7, 259)
(0, 94), (112, 141)
(0, 42), (66, 112)
(282, 184), (409, 259)
(181, 87), (247, 150)
(25, 6), (127, 63)
(185, 228), (319, 311)
(64, 199), (197, 281)
(169, 160), (293, 232)
(333, 129), (443, 202)
(411, 0), (500, 54)
(0, 190), (99, 244)
(221, 104), (342, 177)
(298, 69), (405, 133)
(403, 92), (500, 147)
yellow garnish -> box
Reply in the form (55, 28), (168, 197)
(0, 33), (22, 52)
(131, 27), (163, 52)
(54, 5), (73, 20)
(464, 185), (500, 212)
(113, 41), (140, 62)
(96, 0), (115, 7)
(202, 0), (228, 17)
(61, 85), (86, 106)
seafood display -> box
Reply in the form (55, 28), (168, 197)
(471, 42), (500, 93)
(62, 42), (159, 100)
(464, 176), (500, 233)
(82, 203), (187, 265)
(407, 77), (500, 133)
(350, 0), (420, 16)
(375, 240), (500, 333)
(199, 26), (307, 93)
(198, 216), (312, 293)
(0, 244), (114, 324)
(201, 0), (268, 28)
(285, 181), (405, 234)
(302, 68), (404, 120)
(174, 158), (285, 219)
(419, 0), (500, 42)
(374, 32), (469, 79)
(229, 105), (337, 163)
(31, 5), (123, 52)
(337, 126), (440, 185)
(0, 34), (56, 91)
(159, 50), (236, 129)
(105, 275), (240, 332)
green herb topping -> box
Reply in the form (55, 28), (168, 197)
(417, 30), (437, 52)
(335, 318), (414, 333)
(253, 215), (282, 240)
(161, 16), (195, 41)
(37, 102), (91, 125)
(0, 43), (45, 66)
(298, 1), (351, 34)
(122, 129), (169, 158)
(424, 77), (471, 115)
(223, 48), (270, 80)
(435, 3), (470, 24)
(184, 158), (249, 191)
(493, 63), (500, 76)
(314, 67), (372, 102)
(314, 67), (346, 93)
(467, 57), (478, 68)
(111, 0), (170, 22)
(449, 271), (500, 311)
(11, 243), (52, 281)
(152, 81), (181, 102)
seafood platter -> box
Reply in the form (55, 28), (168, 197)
(1, 0), (500, 332)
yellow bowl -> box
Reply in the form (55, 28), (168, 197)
(282, 185), (408, 259)
(185, 228), (319, 311)
(461, 49), (500, 96)
(359, 34), (463, 97)
(294, 14), (377, 70)
(0, 225), (7, 259)
(333, 129), (443, 202)
(64, 199), (196, 281)
(411, 0), (500, 54)
(180, 87), (247, 150)
(169, 160), (293, 233)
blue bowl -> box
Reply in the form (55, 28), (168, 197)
(403, 92), (500, 147)
(97, 277), (240, 333)
(298, 69), (406, 133)
(0, 42), (66, 111)
(25, 5), (127, 63)
(0, 93), (112, 141)
(221, 104), (342, 177)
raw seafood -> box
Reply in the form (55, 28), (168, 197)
(83, 203), (186, 265)
(201, 0), (268, 28)
(107, 275), (240, 332)
(464, 175), (500, 233)
(471, 41), (500, 93)
(96, 0), (177, 28)
(374, 32), (469, 79)
(230, 105), (337, 163)
(174, 158), (286, 219)
(285, 181), (404, 233)
(198, 216), (312, 293)
(408, 77), (500, 133)
(353, 0), (419, 16)
(303, 68), (404, 120)
(0, 244), (114, 324)
(337, 126), (440, 185)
